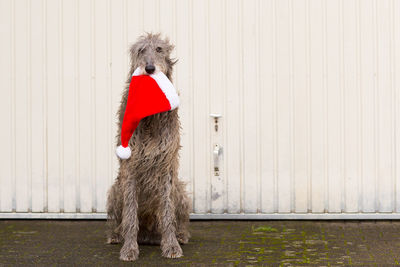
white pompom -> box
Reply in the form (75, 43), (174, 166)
(116, 145), (131, 159)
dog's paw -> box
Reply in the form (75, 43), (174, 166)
(161, 243), (183, 258)
(120, 243), (139, 261)
(107, 235), (122, 244)
(176, 231), (190, 245)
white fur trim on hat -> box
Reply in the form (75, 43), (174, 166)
(132, 67), (179, 110)
(150, 71), (180, 110)
(116, 145), (131, 159)
(132, 67), (143, 76)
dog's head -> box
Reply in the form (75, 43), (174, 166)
(129, 33), (176, 78)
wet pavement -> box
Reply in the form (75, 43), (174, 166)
(0, 220), (399, 266)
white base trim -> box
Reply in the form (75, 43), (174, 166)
(1, 212), (400, 220)
(0, 213), (107, 219)
(190, 213), (400, 220)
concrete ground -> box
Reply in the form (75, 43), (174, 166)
(0, 220), (399, 266)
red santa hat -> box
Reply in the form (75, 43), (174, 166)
(116, 67), (179, 159)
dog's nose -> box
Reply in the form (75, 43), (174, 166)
(145, 64), (155, 74)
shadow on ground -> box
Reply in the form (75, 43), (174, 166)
(0, 220), (399, 266)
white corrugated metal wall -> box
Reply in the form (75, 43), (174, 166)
(1, 0), (400, 219)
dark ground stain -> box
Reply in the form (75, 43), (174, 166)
(0, 220), (399, 266)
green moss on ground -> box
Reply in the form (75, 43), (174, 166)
(0, 220), (398, 265)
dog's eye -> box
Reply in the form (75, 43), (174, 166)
(138, 47), (146, 54)
(156, 47), (162, 53)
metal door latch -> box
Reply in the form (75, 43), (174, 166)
(210, 113), (222, 132)
(213, 144), (222, 176)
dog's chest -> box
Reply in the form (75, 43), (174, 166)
(128, 112), (180, 160)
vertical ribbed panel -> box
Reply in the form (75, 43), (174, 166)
(395, 0), (400, 213)
(225, 0), (241, 213)
(0, 0), (400, 216)
(209, 0), (225, 214)
(259, 0), (274, 214)
(192, 0), (209, 213)
(0, 0), (14, 212)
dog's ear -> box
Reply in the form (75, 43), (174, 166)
(167, 57), (178, 67)
(129, 42), (140, 58)
(129, 34), (148, 58)
(162, 37), (175, 54)
(128, 41), (145, 69)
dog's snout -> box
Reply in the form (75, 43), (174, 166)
(145, 64), (156, 74)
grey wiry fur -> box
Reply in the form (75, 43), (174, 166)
(106, 33), (191, 261)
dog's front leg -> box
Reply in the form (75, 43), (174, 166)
(120, 176), (139, 261)
(159, 174), (183, 258)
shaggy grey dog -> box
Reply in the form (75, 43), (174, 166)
(106, 33), (191, 261)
